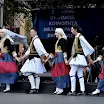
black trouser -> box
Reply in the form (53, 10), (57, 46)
(91, 63), (101, 83)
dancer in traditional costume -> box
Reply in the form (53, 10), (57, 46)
(51, 28), (70, 95)
(0, 29), (19, 92)
(20, 28), (49, 94)
(68, 25), (94, 95)
(91, 55), (104, 95)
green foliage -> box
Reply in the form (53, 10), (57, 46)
(4, 0), (31, 26)
(4, 0), (33, 44)
(25, 17), (32, 44)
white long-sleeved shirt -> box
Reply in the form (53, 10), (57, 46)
(72, 33), (94, 56)
(25, 36), (48, 57)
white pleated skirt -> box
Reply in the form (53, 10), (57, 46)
(20, 57), (46, 76)
(69, 54), (87, 66)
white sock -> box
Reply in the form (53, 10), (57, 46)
(79, 77), (85, 92)
(28, 75), (36, 89)
(35, 77), (40, 89)
(59, 88), (63, 92)
(4, 84), (10, 91)
(54, 88), (59, 93)
(56, 88), (59, 92)
(71, 76), (76, 92)
(56, 88), (63, 94)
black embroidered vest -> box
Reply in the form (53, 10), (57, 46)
(75, 34), (84, 54)
(29, 37), (40, 60)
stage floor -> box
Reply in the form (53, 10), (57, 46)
(0, 93), (104, 104)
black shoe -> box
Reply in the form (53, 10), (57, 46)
(77, 91), (86, 96)
(0, 87), (1, 92)
(67, 91), (77, 96)
(36, 89), (39, 93)
(29, 89), (37, 94)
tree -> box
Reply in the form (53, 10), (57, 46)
(4, 0), (33, 45)
(25, 16), (32, 44)
(4, 0), (31, 27)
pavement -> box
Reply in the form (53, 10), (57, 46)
(0, 93), (104, 104)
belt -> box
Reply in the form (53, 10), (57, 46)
(29, 54), (40, 60)
(75, 52), (84, 55)
(73, 52), (84, 58)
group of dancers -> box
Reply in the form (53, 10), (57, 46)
(0, 25), (104, 96)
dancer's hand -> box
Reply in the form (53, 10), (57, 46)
(88, 59), (94, 66)
(49, 53), (54, 59)
(15, 57), (21, 62)
(64, 59), (69, 65)
(19, 56), (25, 61)
(41, 55), (49, 64)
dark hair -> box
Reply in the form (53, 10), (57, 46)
(72, 25), (82, 32)
(30, 27), (37, 32)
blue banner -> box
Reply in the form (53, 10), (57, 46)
(33, 9), (104, 39)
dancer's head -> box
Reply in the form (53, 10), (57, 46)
(55, 28), (67, 40)
(0, 29), (5, 38)
(29, 28), (37, 38)
(71, 25), (82, 35)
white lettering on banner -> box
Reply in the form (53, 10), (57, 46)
(50, 16), (56, 20)
(44, 27), (73, 38)
(61, 10), (75, 14)
(44, 27), (71, 32)
(58, 15), (75, 20)
(47, 34), (55, 38)
(39, 9), (77, 38)
(51, 9), (75, 15)
(64, 27), (71, 31)
(52, 10), (55, 14)
(67, 34), (73, 38)
(44, 27), (56, 32)
(47, 33), (73, 38)
(49, 21), (78, 26)
(50, 15), (75, 20)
